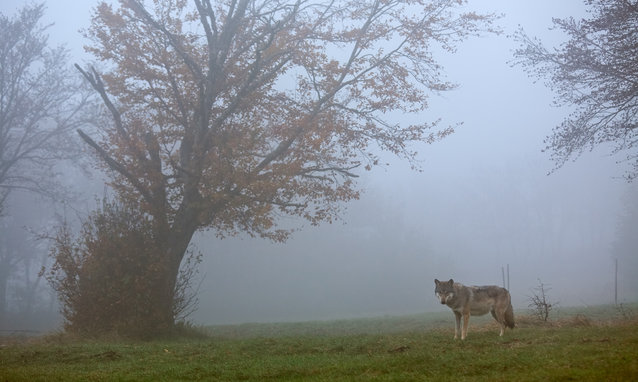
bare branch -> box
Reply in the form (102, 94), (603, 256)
(513, 0), (638, 179)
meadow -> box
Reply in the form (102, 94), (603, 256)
(1, 305), (637, 381)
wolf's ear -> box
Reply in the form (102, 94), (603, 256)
(448, 279), (454, 285)
(434, 279), (440, 285)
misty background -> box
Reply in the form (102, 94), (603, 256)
(1, 0), (636, 329)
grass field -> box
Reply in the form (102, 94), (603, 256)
(1, 305), (637, 381)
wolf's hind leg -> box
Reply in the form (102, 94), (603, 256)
(491, 309), (505, 336)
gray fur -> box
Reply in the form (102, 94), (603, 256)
(434, 278), (515, 340)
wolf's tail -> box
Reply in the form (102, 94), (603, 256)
(504, 296), (515, 329)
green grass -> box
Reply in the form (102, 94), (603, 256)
(1, 305), (637, 381)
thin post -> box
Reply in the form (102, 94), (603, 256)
(615, 258), (618, 305)
(502, 266), (505, 289)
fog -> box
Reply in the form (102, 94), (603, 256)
(2, 0), (636, 328)
(191, 0), (634, 324)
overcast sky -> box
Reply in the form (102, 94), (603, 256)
(2, 0), (635, 325)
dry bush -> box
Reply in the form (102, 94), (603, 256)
(527, 279), (557, 322)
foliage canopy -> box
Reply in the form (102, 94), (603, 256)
(79, 0), (499, 242)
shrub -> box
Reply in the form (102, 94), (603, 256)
(44, 198), (199, 338)
(528, 278), (557, 322)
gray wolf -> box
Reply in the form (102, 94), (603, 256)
(434, 278), (515, 340)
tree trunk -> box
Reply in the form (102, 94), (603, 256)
(145, 219), (198, 334)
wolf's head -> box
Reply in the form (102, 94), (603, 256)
(434, 279), (455, 305)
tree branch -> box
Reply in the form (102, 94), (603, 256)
(126, 0), (204, 82)
(77, 128), (154, 204)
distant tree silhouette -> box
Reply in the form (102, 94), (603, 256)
(0, 3), (94, 327)
(612, 185), (638, 301)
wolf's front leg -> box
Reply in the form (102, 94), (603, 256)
(461, 313), (470, 340)
(453, 311), (462, 339)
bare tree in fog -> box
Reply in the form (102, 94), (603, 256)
(73, 0), (499, 332)
(0, 3), (94, 215)
(0, 3), (96, 328)
(512, 0), (638, 180)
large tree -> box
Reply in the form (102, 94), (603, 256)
(512, 0), (638, 180)
(78, 0), (499, 329)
